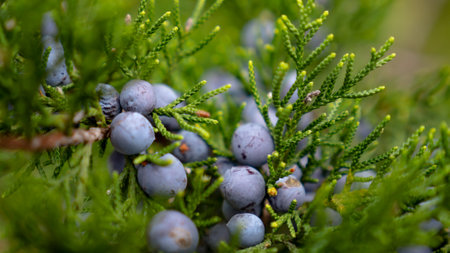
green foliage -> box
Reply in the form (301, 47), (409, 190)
(247, 1), (396, 188)
(0, 0), (448, 252)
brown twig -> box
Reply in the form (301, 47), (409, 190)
(0, 127), (110, 152)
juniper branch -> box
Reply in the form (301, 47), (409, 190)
(272, 62), (289, 108)
(0, 127), (109, 151)
(145, 11), (171, 37)
(179, 26), (220, 58)
(189, 0), (224, 33)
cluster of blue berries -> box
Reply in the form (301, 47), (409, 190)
(98, 80), (208, 252)
(40, 12), (275, 251)
(96, 16), (328, 251)
(97, 80), (211, 199)
(99, 77), (272, 250)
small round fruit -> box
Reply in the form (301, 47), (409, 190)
(147, 210), (199, 253)
(151, 84), (185, 131)
(304, 167), (327, 193)
(288, 165), (303, 180)
(304, 192), (315, 203)
(137, 154), (187, 197)
(231, 123), (274, 167)
(96, 83), (121, 121)
(418, 199), (443, 231)
(201, 69), (247, 103)
(108, 150), (126, 174)
(220, 166), (265, 210)
(335, 170), (377, 193)
(356, 118), (373, 140)
(242, 98), (278, 128)
(43, 37), (72, 87)
(222, 200), (262, 221)
(120, 80), (156, 115)
(334, 173), (347, 194)
(281, 70), (298, 104)
(110, 112), (155, 155)
(397, 245), (432, 253)
(298, 111), (314, 131)
(307, 28), (329, 50)
(214, 157), (234, 176)
(172, 130), (209, 163)
(241, 18), (274, 50)
(41, 12), (58, 38)
(269, 176), (306, 213)
(226, 213), (265, 248)
(310, 207), (342, 227)
(204, 223), (230, 251)
(420, 218), (443, 231)
(350, 170), (376, 191)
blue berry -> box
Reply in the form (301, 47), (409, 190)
(220, 166), (265, 210)
(226, 213), (265, 248)
(151, 84), (185, 131)
(304, 168), (327, 193)
(96, 83), (121, 121)
(147, 210), (199, 253)
(214, 157), (234, 176)
(120, 80), (156, 115)
(351, 170), (376, 190)
(420, 218), (443, 231)
(295, 112), (314, 153)
(172, 130), (209, 163)
(281, 70), (298, 104)
(269, 176), (306, 213)
(137, 154), (187, 197)
(204, 223), (230, 251)
(41, 13), (72, 87)
(325, 208), (342, 226)
(297, 111), (314, 131)
(307, 28), (329, 50)
(202, 69), (246, 103)
(222, 199), (262, 221)
(304, 192), (315, 203)
(242, 98), (278, 128)
(110, 112), (155, 155)
(397, 246), (432, 253)
(281, 71), (316, 130)
(310, 207), (342, 227)
(418, 200), (443, 231)
(334, 174), (347, 194)
(231, 123), (274, 167)
(108, 150), (126, 174)
(334, 170), (376, 193)
(315, 0), (330, 8)
(41, 12), (58, 38)
(241, 17), (274, 50)
(356, 118), (373, 140)
(288, 165), (303, 180)
(42, 37), (72, 87)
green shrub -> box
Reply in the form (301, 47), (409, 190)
(0, 0), (448, 252)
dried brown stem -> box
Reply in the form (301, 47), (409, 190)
(0, 127), (109, 152)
